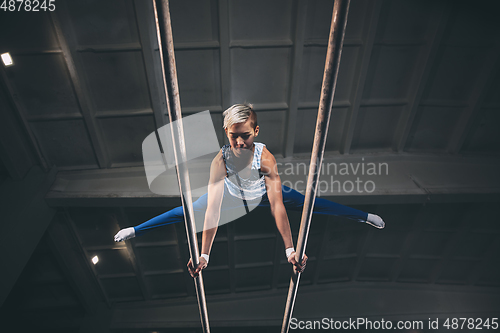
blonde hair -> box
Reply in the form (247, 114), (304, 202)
(223, 103), (258, 129)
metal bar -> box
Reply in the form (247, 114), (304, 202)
(281, 1), (350, 332)
(152, 1), (210, 332)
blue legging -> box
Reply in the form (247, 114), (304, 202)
(134, 185), (368, 236)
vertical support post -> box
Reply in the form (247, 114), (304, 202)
(281, 1), (351, 332)
(152, 1), (210, 332)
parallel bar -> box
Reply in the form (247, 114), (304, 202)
(152, 1), (210, 332)
(281, 1), (351, 332)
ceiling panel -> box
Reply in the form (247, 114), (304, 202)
(468, 203), (500, 232)
(293, 107), (348, 154)
(203, 269), (231, 294)
(350, 105), (402, 151)
(304, 0), (334, 41)
(362, 45), (421, 101)
(145, 273), (187, 298)
(303, 232), (324, 260)
(324, 229), (364, 257)
(230, 47), (291, 105)
(69, 208), (118, 247)
(99, 115), (156, 165)
(235, 265), (273, 291)
(397, 258), (437, 282)
(136, 246), (183, 272)
(376, 0), (432, 41)
(424, 46), (489, 104)
(100, 277), (143, 300)
(299, 46), (326, 105)
(445, 0), (499, 46)
(229, 0), (292, 42)
(357, 257), (396, 281)
(317, 257), (356, 282)
(365, 230), (407, 255)
(0, 11), (58, 51)
(409, 231), (452, 257)
(437, 259), (479, 284)
(418, 203), (466, 231)
(30, 119), (98, 168)
(65, 0), (140, 46)
(462, 107), (500, 154)
(170, 0), (219, 43)
(453, 232), (497, 259)
(176, 49), (222, 109)
(79, 51), (151, 112)
(234, 238), (275, 265)
(254, 110), (285, 155)
(92, 249), (135, 276)
(482, 66), (500, 107)
(476, 253), (500, 287)
(299, 45), (359, 105)
(10, 54), (80, 117)
(406, 106), (462, 151)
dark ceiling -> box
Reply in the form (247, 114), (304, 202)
(1, 0), (500, 332)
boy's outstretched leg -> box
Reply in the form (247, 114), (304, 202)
(279, 185), (385, 229)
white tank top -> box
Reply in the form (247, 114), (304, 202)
(221, 143), (266, 200)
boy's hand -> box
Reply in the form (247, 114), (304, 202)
(187, 257), (208, 278)
(288, 252), (308, 273)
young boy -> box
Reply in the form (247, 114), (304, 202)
(114, 104), (385, 276)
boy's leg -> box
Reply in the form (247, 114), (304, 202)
(279, 185), (368, 223)
(133, 193), (209, 237)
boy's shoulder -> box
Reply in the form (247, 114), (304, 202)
(211, 150), (224, 167)
(260, 146), (277, 172)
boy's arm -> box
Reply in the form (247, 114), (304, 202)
(261, 148), (307, 272)
(188, 151), (226, 277)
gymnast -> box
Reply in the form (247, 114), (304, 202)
(114, 104), (385, 277)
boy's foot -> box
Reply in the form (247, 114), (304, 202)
(114, 227), (136, 242)
(366, 214), (385, 229)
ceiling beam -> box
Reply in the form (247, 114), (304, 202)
(218, 0), (232, 143)
(227, 222), (237, 293)
(468, 233), (500, 286)
(392, 2), (451, 152)
(45, 153), (500, 207)
(50, 6), (110, 168)
(63, 209), (112, 307)
(0, 166), (57, 306)
(118, 208), (151, 300)
(389, 205), (426, 282)
(339, 0), (383, 154)
(0, 81), (35, 179)
(174, 222), (197, 297)
(0, 65), (50, 172)
(312, 217), (334, 284)
(428, 207), (470, 283)
(133, 0), (169, 130)
(46, 212), (107, 315)
(283, 0), (308, 158)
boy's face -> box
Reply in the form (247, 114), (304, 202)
(225, 118), (259, 154)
